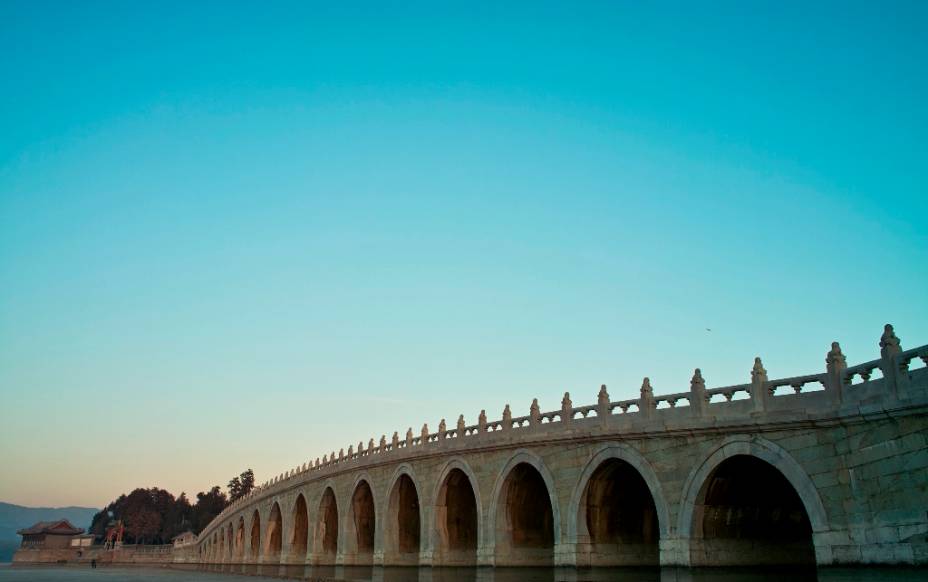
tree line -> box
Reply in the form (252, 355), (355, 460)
(88, 469), (255, 544)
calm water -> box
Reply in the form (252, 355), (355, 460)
(0, 565), (925, 582)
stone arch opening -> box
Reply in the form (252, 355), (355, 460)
(315, 487), (338, 560)
(347, 479), (376, 562)
(578, 458), (659, 566)
(236, 516), (245, 558)
(435, 467), (478, 564)
(219, 528), (226, 562)
(226, 522), (234, 561)
(690, 454), (814, 566)
(291, 494), (309, 561)
(496, 462), (555, 566)
(386, 473), (421, 563)
(249, 510), (261, 561)
(266, 502), (283, 560)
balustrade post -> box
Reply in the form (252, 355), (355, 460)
(825, 342), (846, 405)
(561, 392), (573, 424)
(529, 398), (541, 428)
(690, 369), (706, 417)
(639, 378), (654, 419)
(456, 414), (466, 435)
(750, 357), (768, 412)
(502, 404), (512, 433)
(405, 428), (413, 448)
(597, 385), (610, 423)
(478, 409), (487, 434)
(437, 419), (447, 441)
(880, 323), (908, 400)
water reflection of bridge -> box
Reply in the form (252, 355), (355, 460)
(193, 324), (928, 567)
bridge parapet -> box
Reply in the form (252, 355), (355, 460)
(198, 324), (928, 567)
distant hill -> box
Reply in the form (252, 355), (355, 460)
(0, 502), (99, 562)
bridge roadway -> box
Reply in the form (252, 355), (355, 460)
(191, 324), (928, 567)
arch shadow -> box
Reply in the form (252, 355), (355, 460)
(487, 449), (561, 566)
(677, 435), (828, 566)
(567, 443), (668, 566)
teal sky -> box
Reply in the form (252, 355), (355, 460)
(1, 1), (926, 508)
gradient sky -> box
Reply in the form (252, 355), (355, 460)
(1, 1), (926, 509)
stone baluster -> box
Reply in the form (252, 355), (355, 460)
(392, 431), (399, 449)
(379, 435), (386, 451)
(478, 409), (487, 434)
(640, 377), (655, 418)
(405, 428), (413, 447)
(690, 368), (707, 416)
(597, 385), (610, 420)
(502, 404), (512, 433)
(330, 451), (335, 465)
(347, 445), (354, 458)
(825, 342), (846, 404)
(457, 414), (466, 435)
(750, 357), (768, 412)
(338, 448), (344, 461)
(322, 454), (328, 465)
(421, 423), (430, 443)
(880, 323), (908, 399)
(368, 438), (375, 453)
(438, 418), (447, 441)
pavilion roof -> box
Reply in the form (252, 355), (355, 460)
(17, 519), (84, 536)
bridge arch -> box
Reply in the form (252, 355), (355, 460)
(289, 492), (310, 562)
(235, 515), (245, 559)
(488, 449), (561, 566)
(678, 435), (828, 566)
(248, 509), (261, 561)
(344, 472), (378, 564)
(226, 522), (234, 561)
(264, 500), (283, 561)
(567, 442), (668, 566)
(384, 464), (423, 564)
(313, 481), (339, 564)
(431, 457), (482, 566)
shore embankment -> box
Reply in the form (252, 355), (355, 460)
(11, 546), (189, 567)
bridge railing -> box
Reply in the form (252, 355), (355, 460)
(767, 372), (826, 396)
(205, 323), (927, 532)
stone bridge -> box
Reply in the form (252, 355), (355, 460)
(195, 324), (928, 568)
